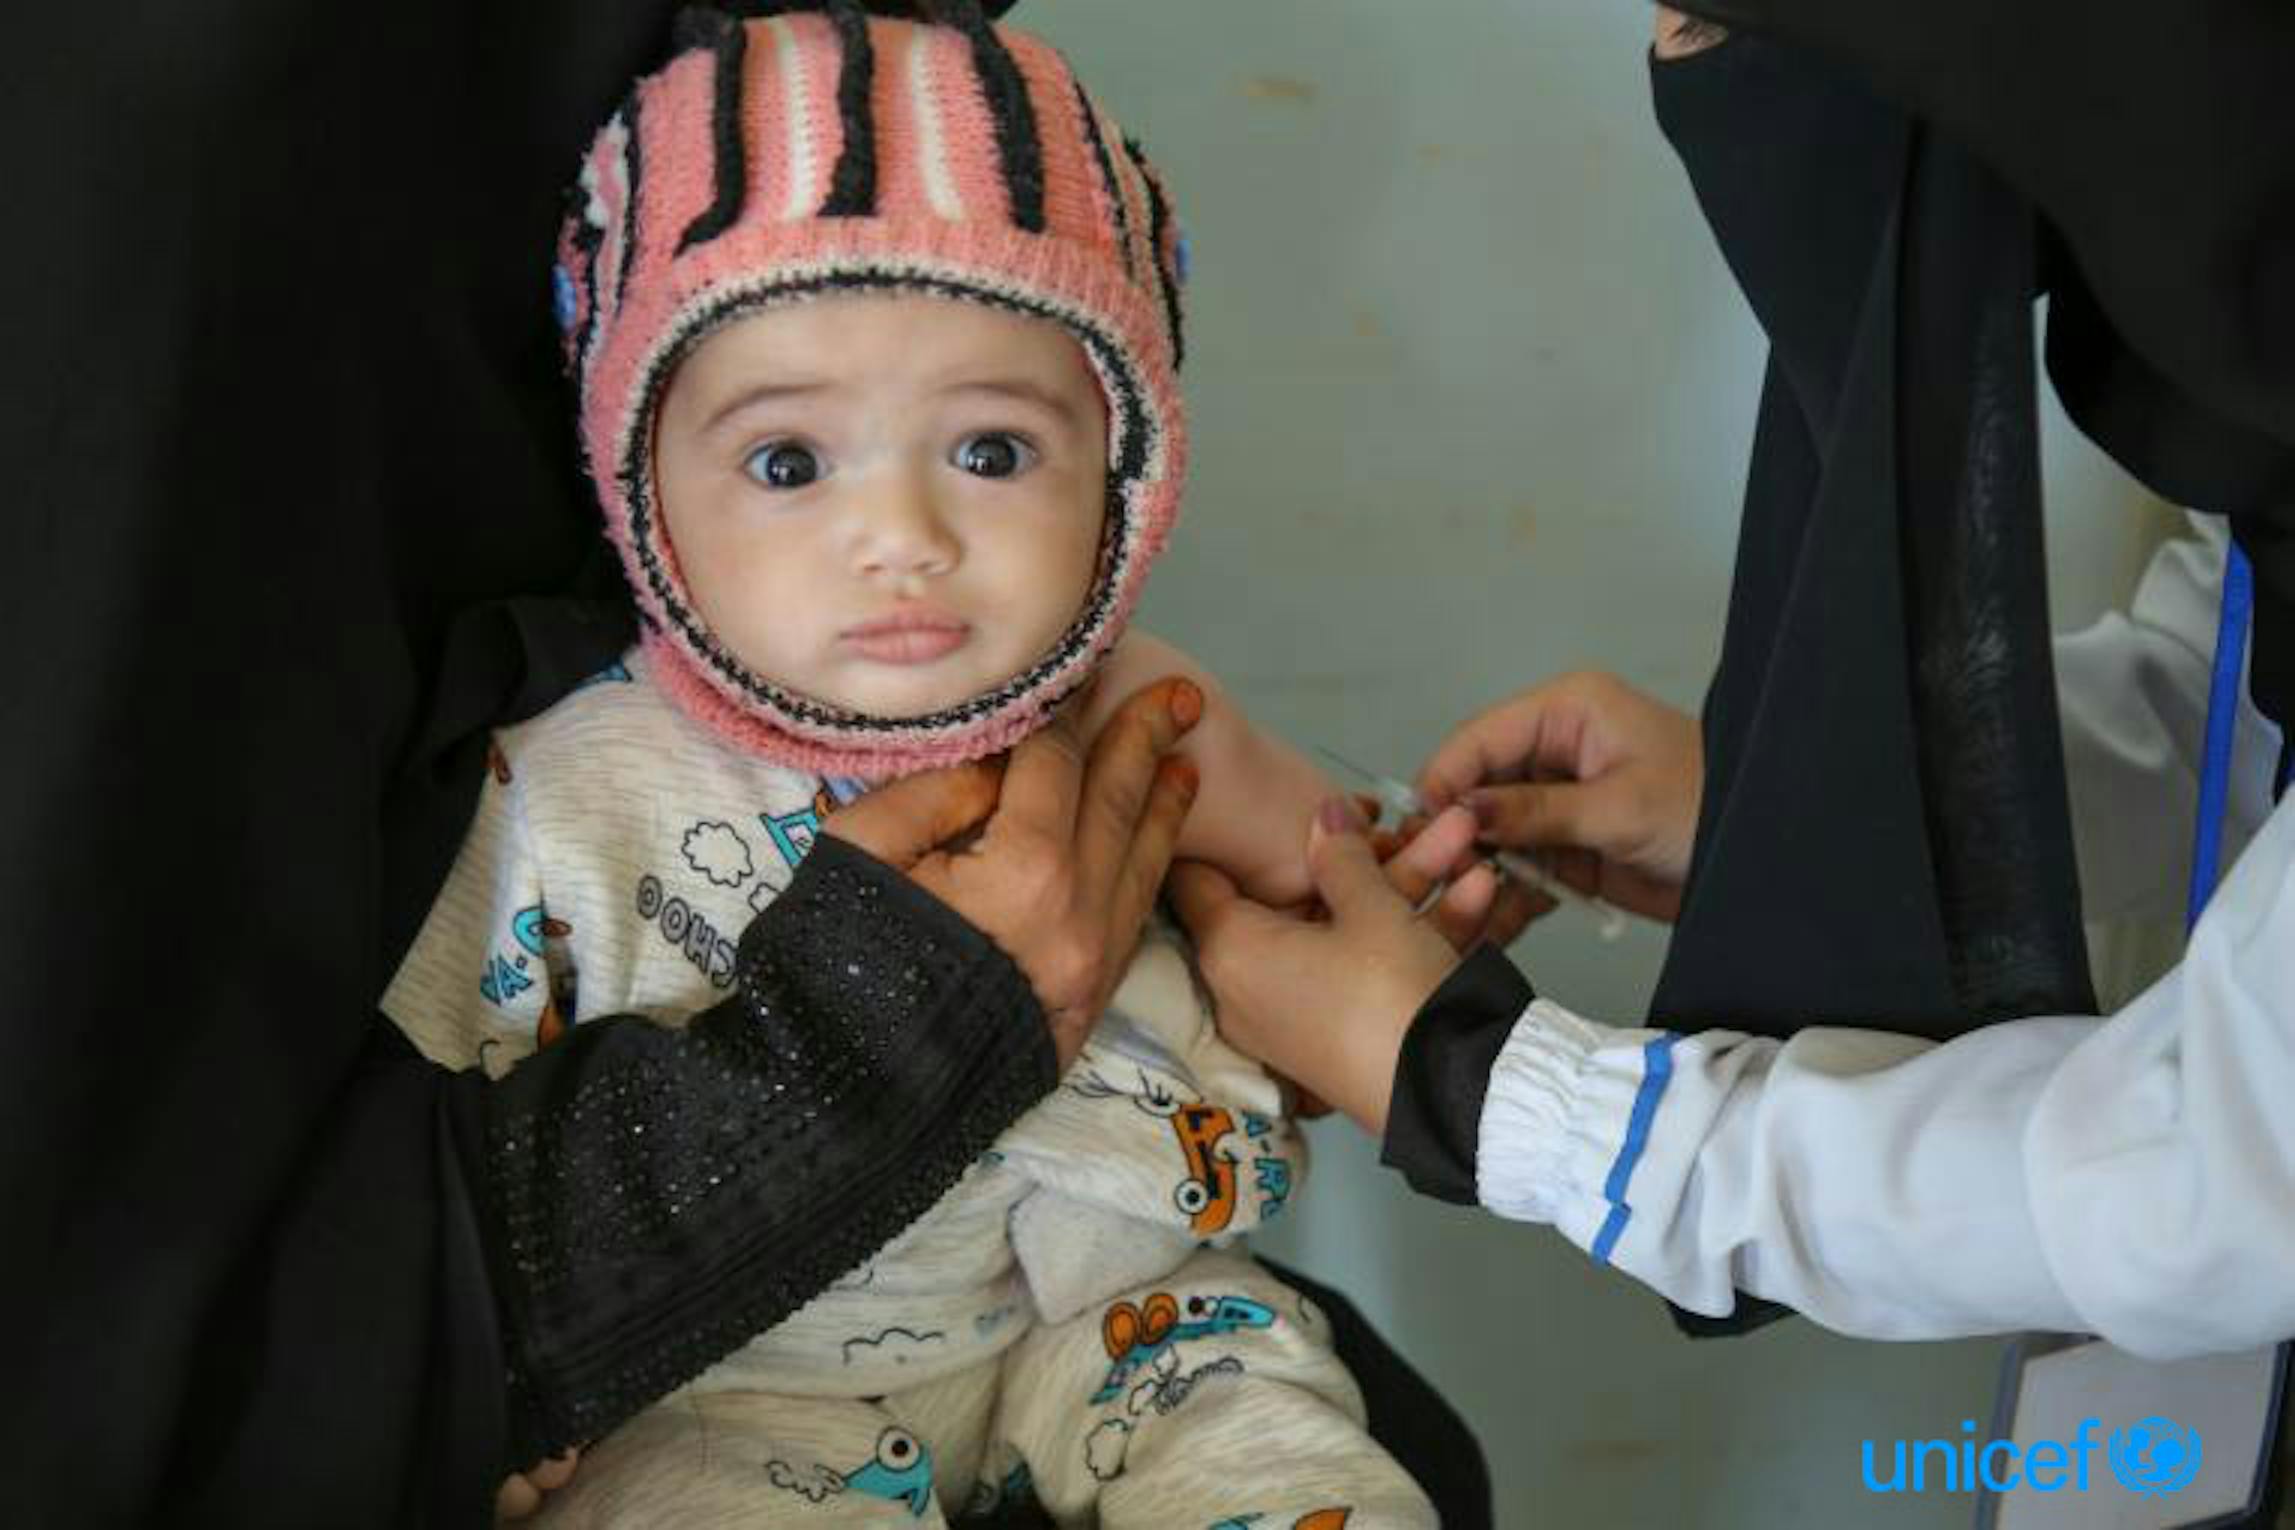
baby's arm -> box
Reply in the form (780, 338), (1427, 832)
(1085, 632), (1326, 908)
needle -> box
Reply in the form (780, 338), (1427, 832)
(1317, 746), (1628, 941)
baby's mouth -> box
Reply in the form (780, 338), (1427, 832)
(840, 608), (972, 665)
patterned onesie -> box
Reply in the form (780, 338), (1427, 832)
(383, 650), (1435, 1528)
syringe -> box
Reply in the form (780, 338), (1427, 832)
(1317, 746), (1628, 941)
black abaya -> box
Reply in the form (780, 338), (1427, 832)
(0, 7), (1056, 1523)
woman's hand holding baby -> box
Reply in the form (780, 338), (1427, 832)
(828, 677), (1204, 1068)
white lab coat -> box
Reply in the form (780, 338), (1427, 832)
(1478, 521), (2294, 1359)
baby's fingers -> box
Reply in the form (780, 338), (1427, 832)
(497, 1448), (580, 1520)
(496, 1473), (542, 1522)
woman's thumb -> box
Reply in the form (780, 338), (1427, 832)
(1308, 797), (1400, 921)
(825, 759), (1003, 868)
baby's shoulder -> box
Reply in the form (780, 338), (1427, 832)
(492, 651), (666, 771)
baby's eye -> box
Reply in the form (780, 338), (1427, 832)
(952, 432), (1036, 480)
(743, 440), (823, 490)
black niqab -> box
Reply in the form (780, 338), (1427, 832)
(1648, 9), (2295, 1331)
(4, 5), (674, 1521)
(1650, 40), (2099, 1040)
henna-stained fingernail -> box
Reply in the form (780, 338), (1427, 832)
(1169, 679), (1204, 730)
(1161, 756), (1201, 803)
(1318, 795), (1365, 833)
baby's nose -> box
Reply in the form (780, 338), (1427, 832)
(854, 477), (959, 578)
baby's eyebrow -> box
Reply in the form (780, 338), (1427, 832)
(698, 380), (833, 433)
(943, 378), (1087, 428)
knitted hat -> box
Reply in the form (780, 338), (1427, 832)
(555, 0), (1188, 779)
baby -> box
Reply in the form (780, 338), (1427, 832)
(384, 4), (1436, 1525)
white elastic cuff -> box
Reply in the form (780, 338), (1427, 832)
(1475, 999), (1658, 1235)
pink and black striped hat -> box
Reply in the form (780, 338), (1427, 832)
(555, 0), (1189, 779)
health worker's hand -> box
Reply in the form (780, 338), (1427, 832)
(1170, 799), (1485, 1137)
(1419, 671), (1702, 924)
(827, 677), (1202, 1070)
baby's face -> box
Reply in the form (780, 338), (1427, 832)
(654, 294), (1110, 719)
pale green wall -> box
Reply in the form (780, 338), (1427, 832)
(1023, 3), (2163, 1524)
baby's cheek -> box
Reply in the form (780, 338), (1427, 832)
(1040, 478), (1107, 600)
(696, 551), (813, 680)
(1007, 555), (1100, 659)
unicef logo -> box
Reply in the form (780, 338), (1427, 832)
(2109, 1417), (2203, 1495)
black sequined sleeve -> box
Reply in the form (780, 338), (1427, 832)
(441, 835), (1054, 1465)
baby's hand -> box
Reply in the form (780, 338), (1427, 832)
(496, 1450), (580, 1522)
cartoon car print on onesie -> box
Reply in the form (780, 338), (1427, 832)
(478, 904), (575, 1054)
(761, 783), (844, 873)
(762, 1425), (934, 1517)
(842, 1426), (934, 1515)
(1069, 1067), (1259, 1236)
(1093, 1290), (1277, 1404)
